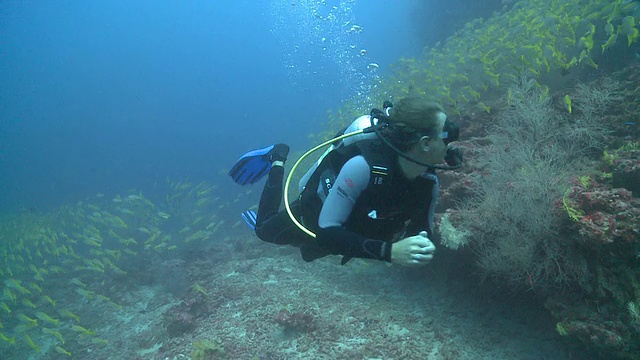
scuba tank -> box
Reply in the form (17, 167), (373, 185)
(298, 114), (379, 195)
(298, 100), (394, 195)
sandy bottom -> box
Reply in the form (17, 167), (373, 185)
(37, 234), (596, 360)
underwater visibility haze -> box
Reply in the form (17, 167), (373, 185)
(0, 0), (433, 211)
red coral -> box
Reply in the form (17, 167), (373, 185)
(563, 176), (640, 249)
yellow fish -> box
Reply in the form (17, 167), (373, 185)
(622, 16), (640, 46)
(601, 33), (617, 54)
(55, 346), (72, 356)
(21, 298), (36, 309)
(24, 334), (40, 353)
(56, 346), (71, 356)
(563, 95), (572, 114)
(5, 279), (31, 295)
(36, 311), (59, 326)
(119, 237), (137, 246)
(71, 324), (96, 337)
(42, 327), (65, 344)
(0, 332), (15, 345)
(17, 314), (38, 327)
(58, 309), (80, 322)
(70, 278), (87, 288)
(477, 101), (491, 114)
(0, 302), (11, 313)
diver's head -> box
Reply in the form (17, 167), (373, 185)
(389, 97), (447, 157)
(369, 96), (461, 170)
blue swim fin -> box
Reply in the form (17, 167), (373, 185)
(228, 145), (275, 185)
(241, 210), (257, 230)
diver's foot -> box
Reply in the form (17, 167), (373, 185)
(268, 143), (289, 163)
(241, 210), (257, 230)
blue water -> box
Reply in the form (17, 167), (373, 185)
(0, 0), (501, 212)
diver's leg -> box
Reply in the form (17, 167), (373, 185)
(255, 198), (308, 245)
(252, 142), (300, 244)
(255, 179), (330, 261)
(256, 165), (285, 225)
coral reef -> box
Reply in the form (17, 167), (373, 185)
(611, 146), (640, 196)
(190, 339), (225, 360)
(561, 174), (640, 248)
(163, 283), (209, 337)
(164, 306), (196, 337)
(437, 211), (470, 250)
(273, 308), (317, 334)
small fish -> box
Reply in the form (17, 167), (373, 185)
(601, 33), (617, 54)
(55, 346), (72, 356)
(604, 22), (614, 36)
(477, 101), (491, 114)
(137, 227), (151, 234)
(24, 334), (40, 352)
(21, 298), (36, 309)
(3, 288), (16, 303)
(563, 95), (572, 114)
(0, 302), (11, 313)
(77, 288), (95, 299)
(119, 208), (134, 215)
(195, 197), (210, 207)
(119, 238), (137, 246)
(0, 332), (15, 345)
(44, 295), (56, 307)
(71, 324), (96, 337)
(70, 278), (87, 288)
(197, 188), (212, 197)
(58, 309), (80, 322)
(17, 313), (38, 326)
(36, 311), (59, 326)
(157, 211), (170, 219)
(5, 279), (31, 295)
(42, 327), (65, 344)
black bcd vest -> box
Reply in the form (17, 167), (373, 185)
(299, 138), (437, 241)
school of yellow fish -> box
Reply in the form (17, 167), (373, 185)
(381, 0), (638, 116)
(0, 179), (245, 356)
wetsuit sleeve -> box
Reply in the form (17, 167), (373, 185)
(316, 156), (393, 262)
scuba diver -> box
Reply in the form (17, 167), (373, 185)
(228, 96), (462, 267)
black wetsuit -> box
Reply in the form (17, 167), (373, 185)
(254, 142), (440, 263)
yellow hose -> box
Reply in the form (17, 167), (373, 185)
(283, 129), (364, 238)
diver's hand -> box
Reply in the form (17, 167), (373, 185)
(390, 231), (436, 267)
